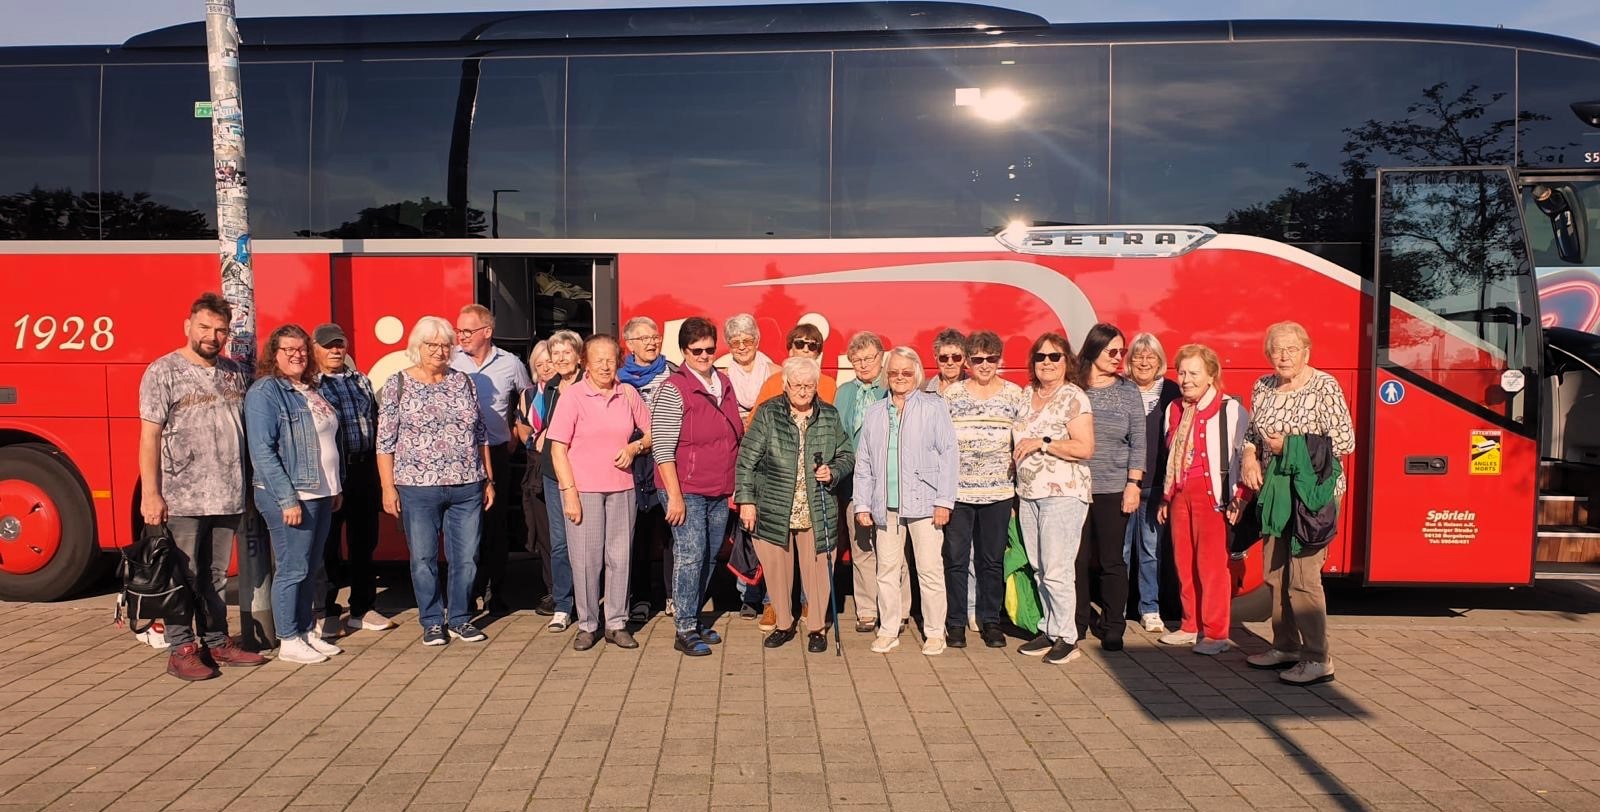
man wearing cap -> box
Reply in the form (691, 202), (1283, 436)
(454, 304), (533, 615)
(311, 322), (394, 635)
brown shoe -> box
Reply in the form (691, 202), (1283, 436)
(758, 604), (777, 632)
(209, 638), (268, 667)
(167, 643), (221, 682)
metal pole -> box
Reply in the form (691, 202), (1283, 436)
(205, 0), (272, 651)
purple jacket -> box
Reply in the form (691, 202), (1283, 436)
(651, 366), (744, 497)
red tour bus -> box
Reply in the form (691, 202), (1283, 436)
(2, 3), (1599, 601)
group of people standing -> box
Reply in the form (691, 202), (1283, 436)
(140, 291), (1353, 689)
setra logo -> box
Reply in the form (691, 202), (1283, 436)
(997, 225), (1217, 258)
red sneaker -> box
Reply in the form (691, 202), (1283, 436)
(208, 638), (268, 667)
(167, 643), (221, 682)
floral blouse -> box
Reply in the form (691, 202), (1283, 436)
(1014, 384), (1094, 503)
(789, 408), (813, 530)
(377, 369), (487, 487)
(1243, 369), (1356, 497)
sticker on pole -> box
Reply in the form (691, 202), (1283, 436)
(1470, 430), (1502, 476)
(1379, 379), (1405, 405)
(194, 101), (213, 118)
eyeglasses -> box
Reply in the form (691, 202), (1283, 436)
(685, 346), (716, 357)
(787, 383), (817, 392)
(422, 342), (453, 354)
(1032, 352), (1065, 363)
(1271, 346), (1305, 359)
(1104, 348), (1126, 359)
(729, 338), (756, 349)
(277, 346), (307, 358)
(886, 370), (916, 379)
(848, 354), (879, 366)
(790, 339), (821, 352)
(937, 353), (964, 364)
(454, 325), (488, 339)
(627, 334), (662, 345)
(968, 355), (999, 366)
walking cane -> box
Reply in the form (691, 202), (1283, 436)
(815, 452), (843, 656)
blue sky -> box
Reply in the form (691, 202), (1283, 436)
(2, 0), (1597, 47)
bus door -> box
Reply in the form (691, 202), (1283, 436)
(1365, 168), (1542, 585)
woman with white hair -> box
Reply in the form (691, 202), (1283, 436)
(1123, 332), (1181, 633)
(377, 316), (493, 647)
(853, 347), (958, 656)
(722, 313), (778, 424)
(532, 330), (584, 631)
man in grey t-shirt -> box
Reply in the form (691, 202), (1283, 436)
(137, 292), (265, 680)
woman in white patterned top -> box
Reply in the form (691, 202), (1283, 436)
(1240, 322), (1354, 688)
(1012, 332), (1095, 665)
(941, 330), (1026, 649)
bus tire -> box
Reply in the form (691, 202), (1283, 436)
(0, 443), (99, 602)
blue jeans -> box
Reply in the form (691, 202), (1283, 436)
(543, 476), (575, 614)
(670, 493), (730, 634)
(398, 482), (483, 629)
(261, 496), (334, 641)
(1018, 496), (1087, 643)
(1123, 490), (1161, 616)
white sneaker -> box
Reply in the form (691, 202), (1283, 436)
(277, 636), (328, 664)
(1192, 638), (1231, 656)
(1159, 629), (1198, 647)
(547, 611), (571, 632)
(1280, 659), (1336, 686)
(922, 637), (946, 656)
(871, 635), (900, 654)
(317, 614), (344, 641)
(346, 610), (397, 631)
(1246, 648), (1299, 670)
(1141, 613), (1165, 633)
(303, 633), (343, 657)
(135, 626), (170, 649)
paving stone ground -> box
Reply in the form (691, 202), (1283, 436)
(3, 575), (1600, 811)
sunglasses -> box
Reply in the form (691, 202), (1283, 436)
(685, 346), (716, 357)
(1104, 348), (1126, 359)
(1032, 352), (1065, 363)
(968, 355), (999, 366)
(937, 353), (964, 364)
(790, 339), (821, 351)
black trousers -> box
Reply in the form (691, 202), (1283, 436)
(1076, 491), (1131, 644)
(629, 502), (674, 608)
(943, 499), (1012, 629)
(323, 453), (381, 617)
(521, 458), (551, 597)
(472, 443), (514, 605)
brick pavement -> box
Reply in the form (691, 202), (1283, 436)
(3, 586), (1600, 811)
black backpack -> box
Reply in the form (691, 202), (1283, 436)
(114, 524), (194, 634)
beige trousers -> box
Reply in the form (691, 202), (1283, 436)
(1263, 535), (1330, 663)
(755, 530), (832, 631)
(848, 499), (909, 621)
(874, 510), (947, 640)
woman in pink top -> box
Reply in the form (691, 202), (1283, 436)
(547, 335), (653, 652)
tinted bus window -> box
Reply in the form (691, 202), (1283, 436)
(834, 46), (1109, 237)
(467, 58), (564, 238)
(0, 65), (99, 239)
(1113, 41), (1516, 273)
(102, 64), (216, 239)
(241, 63), (313, 239)
(568, 52), (828, 238)
(313, 60), (464, 237)
(1518, 51), (1600, 169)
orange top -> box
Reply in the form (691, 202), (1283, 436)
(750, 371), (837, 425)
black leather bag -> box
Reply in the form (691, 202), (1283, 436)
(115, 524), (194, 633)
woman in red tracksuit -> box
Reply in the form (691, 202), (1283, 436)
(1157, 344), (1252, 656)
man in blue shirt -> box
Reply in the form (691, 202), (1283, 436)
(454, 304), (533, 615)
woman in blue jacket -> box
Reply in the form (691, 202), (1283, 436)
(853, 346), (959, 656)
(245, 324), (344, 666)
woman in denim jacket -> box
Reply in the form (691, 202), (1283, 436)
(853, 346), (959, 656)
(245, 324), (345, 665)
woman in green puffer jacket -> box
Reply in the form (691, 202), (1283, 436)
(735, 356), (855, 652)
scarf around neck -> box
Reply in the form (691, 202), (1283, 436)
(1164, 386), (1223, 499)
(618, 353), (667, 388)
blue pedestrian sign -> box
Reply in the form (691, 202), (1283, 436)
(1379, 380), (1406, 405)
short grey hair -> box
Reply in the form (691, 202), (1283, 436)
(1263, 321), (1312, 355)
(965, 330), (1002, 358)
(622, 316), (658, 340)
(404, 316), (455, 365)
(782, 355), (821, 385)
(932, 327), (966, 355)
(548, 329), (583, 360)
(886, 346), (926, 388)
(1128, 332), (1167, 370)
(846, 331), (884, 358)
(724, 313), (760, 342)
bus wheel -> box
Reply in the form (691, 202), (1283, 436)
(0, 444), (97, 602)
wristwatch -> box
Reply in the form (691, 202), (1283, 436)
(1041, 436), (1052, 454)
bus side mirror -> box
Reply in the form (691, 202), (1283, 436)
(1572, 101), (1600, 128)
(1532, 183), (1587, 264)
